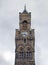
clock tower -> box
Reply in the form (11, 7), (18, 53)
(15, 5), (35, 65)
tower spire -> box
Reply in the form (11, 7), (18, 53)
(23, 4), (28, 13)
(24, 4), (26, 11)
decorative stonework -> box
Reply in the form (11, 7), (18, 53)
(15, 6), (35, 65)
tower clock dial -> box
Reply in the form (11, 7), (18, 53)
(21, 32), (28, 37)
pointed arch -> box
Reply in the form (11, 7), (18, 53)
(17, 45), (24, 52)
(25, 45), (32, 59)
(25, 45), (32, 52)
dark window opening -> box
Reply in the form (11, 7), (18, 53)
(22, 20), (28, 24)
(22, 20), (28, 30)
(19, 52), (24, 58)
(26, 52), (32, 58)
(24, 38), (26, 43)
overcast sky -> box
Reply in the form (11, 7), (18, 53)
(0, 0), (48, 65)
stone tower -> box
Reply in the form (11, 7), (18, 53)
(15, 5), (35, 65)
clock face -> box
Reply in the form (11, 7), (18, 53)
(21, 32), (28, 37)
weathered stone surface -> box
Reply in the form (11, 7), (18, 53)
(15, 6), (35, 65)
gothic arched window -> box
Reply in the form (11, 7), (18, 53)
(26, 46), (32, 58)
(24, 38), (26, 43)
(19, 46), (24, 59)
(26, 52), (32, 57)
(22, 20), (28, 24)
(19, 52), (24, 58)
(22, 20), (28, 30)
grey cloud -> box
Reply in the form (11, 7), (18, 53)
(0, 56), (11, 65)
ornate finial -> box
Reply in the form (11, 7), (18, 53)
(23, 4), (28, 13)
(24, 4), (26, 11)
